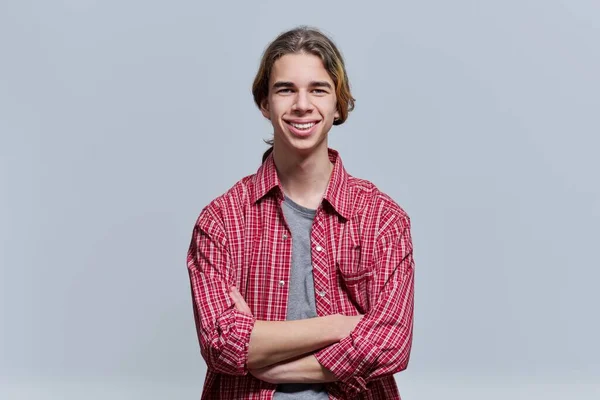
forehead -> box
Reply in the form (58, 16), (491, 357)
(270, 53), (333, 85)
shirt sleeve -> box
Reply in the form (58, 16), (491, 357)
(315, 212), (415, 395)
(187, 204), (256, 376)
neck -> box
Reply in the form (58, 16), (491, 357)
(272, 144), (333, 210)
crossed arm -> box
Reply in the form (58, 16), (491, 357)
(228, 286), (362, 384)
(188, 207), (414, 392)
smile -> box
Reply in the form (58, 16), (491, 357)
(288, 121), (317, 130)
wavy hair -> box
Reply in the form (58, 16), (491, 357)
(252, 27), (355, 162)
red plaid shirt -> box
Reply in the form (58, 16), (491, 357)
(187, 149), (415, 399)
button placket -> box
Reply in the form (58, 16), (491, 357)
(311, 211), (332, 314)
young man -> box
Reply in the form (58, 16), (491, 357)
(187, 27), (415, 400)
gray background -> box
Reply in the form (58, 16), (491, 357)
(1, 0), (599, 399)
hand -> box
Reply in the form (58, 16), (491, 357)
(249, 355), (337, 384)
(249, 363), (281, 384)
(228, 286), (253, 316)
(334, 314), (364, 340)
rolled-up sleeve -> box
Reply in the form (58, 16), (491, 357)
(187, 205), (256, 376)
(315, 213), (415, 395)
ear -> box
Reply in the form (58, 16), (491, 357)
(334, 109), (340, 121)
(260, 99), (271, 120)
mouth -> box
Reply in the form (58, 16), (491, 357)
(284, 120), (321, 137)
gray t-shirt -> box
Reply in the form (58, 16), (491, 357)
(273, 196), (329, 400)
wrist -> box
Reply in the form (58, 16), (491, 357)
(285, 355), (338, 384)
(318, 315), (335, 342)
(327, 314), (346, 342)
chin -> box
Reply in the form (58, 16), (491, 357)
(286, 138), (327, 155)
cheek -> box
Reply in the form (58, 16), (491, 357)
(319, 95), (337, 109)
(269, 98), (291, 117)
(320, 99), (339, 117)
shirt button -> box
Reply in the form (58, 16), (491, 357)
(318, 291), (326, 297)
(316, 245), (323, 252)
(283, 234), (288, 240)
(279, 280), (285, 286)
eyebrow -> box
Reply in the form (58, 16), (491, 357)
(272, 81), (295, 89)
(272, 81), (333, 89)
(310, 81), (333, 89)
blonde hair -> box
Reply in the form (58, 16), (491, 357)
(252, 27), (355, 160)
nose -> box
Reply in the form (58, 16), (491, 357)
(292, 90), (313, 113)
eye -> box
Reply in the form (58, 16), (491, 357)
(277, 88), (293, 94)
(312, 89), (328, 94)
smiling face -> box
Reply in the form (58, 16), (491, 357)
(261, 52), (340, 157)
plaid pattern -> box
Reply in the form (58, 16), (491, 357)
(187, 149), (415, 399)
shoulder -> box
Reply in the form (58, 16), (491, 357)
(347, 175), (411, 236)
(195, 174), (256, 232)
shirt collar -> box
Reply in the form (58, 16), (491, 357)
(251, 148), (352, 220)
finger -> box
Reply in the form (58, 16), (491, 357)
(229, 288), (243, 307)
(228, 287), (242, 307)
(231, 287), (247, 305)
(230, 287), (246, 305)
(229, 286), (252, 314)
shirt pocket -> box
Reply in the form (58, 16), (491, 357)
(336, 244), (373, 314)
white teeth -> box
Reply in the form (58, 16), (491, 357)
(290, 122), (316, 130)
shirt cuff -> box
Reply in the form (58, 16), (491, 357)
(214, 308), (256, 375)
(314, 334), (379, 394)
